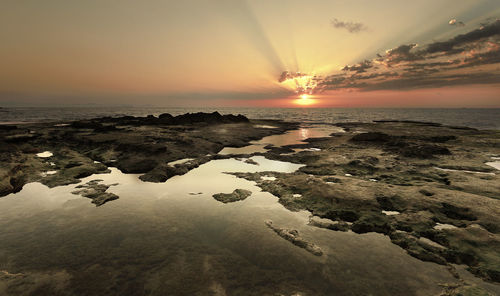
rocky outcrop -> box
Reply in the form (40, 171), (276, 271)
(233, 120), (500, 283)
(265, 220), (323, 256)
(351, 132), (451, 158)
(71, 179), (119, 206)
(93, 111), (249, 126)
(0, 113), (298, 197)
(212, 189), (252, 203)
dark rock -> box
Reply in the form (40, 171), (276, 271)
(0, 125), (17, 131)
(419, 189), (435, 196)
(376, 194), (406, 211)
(398, 144), (451, 158)
(439, 203), (477, 221)
(265, 220), (323, 256)
(428, 135), (457, 143)
(116, 158), (158, 174)
(325, 209), (360, 222)
(351, 132), (390, 142)
(213, 189), (252, 203)
(308, 216), (349, 231)
(351, 214), (393, 234)
(244, 158), (259, 165)
(71, 180), (119, 206)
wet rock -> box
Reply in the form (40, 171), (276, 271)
(244, 158), (259, 165)
(376, 194), (406, 211)
(389, 232), (447, 265)
(428, 135), (457, 143)
(212, 189), (252, 203)
(324, 209), (360, 222)
(171, 112), (249, 125)
(397, 143), (451, 158)
(439, 203), (477, 221)
(139, 164), (189, 183)
(419, 189), (435, 196)
(440, 284), (493, 296)
(308, 216), (349, 231)
(0, 125), (17, 131)
(116, 158), (158, 174)
(247, 120), (500, 283)
(265, 220), (323, 256)
(71, 179), (119, 206)
(351, 132), (390, 142)
(323, 176), (342, 183)
(351, 214), (393, 234)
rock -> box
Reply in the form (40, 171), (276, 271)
(376, 194), (406, 211)
(398, 143), (451, 158)
(351, 132), (390, 142)
(212, 189), (252, 203)
(244, 158), (259, 165)
(439, 203), (477, 221)
(116, 158), (158, 174)
(308, 216), (349, 231)
(243, 120), (500, 283)
(265, 220), (323, 256)
(0, 125), (17, 131)
(351, 214), (393, 234)
(0, 113), (298, 197)
(71, 179), (119, 206)
(419, 189), (435, 196)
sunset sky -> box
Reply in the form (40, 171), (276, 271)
(1, 0), (499, 107)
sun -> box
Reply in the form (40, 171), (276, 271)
(294, 94), (316, 106)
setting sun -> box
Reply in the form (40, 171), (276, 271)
(294, 94), (316, 106)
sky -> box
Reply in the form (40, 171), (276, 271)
(1, 0), (499, 107)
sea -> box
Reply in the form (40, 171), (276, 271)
(0, 106), (499, 130)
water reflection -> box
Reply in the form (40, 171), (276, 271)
(0, 151), (498, 295)
(219, 125), (342, 155)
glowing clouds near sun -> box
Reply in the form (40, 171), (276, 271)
(278, 71), (320, 95)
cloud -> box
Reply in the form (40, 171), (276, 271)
(449, 19), (465, 27)
(331, 18), (368, 33)
(342, 60), (373, 73)
(382, 43), (423, 65)
(426, 20), (500, 54)
(318, 20), (500, 92)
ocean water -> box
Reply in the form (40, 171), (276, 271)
(0, 107), (499, 129)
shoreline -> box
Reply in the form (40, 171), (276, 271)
(1, 112), (499, 292)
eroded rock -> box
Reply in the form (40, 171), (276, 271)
(212, 189), (252, 203)
(265, 220), (323, 256)
(71, 179), (119, 206)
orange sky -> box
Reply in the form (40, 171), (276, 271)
(0, 0), (499, 107)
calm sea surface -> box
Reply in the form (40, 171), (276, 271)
(0, 107), (499, 129)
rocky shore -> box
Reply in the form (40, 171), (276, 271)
(230, 120), (500, 284)
(1, 112), (499, 289)
(0, 112), (298, 200)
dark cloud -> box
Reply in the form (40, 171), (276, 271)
(359, 72), (500, 91)
(342, 60), (373, 73)
(278, 71), (306, 83)
(382, 43), (423, 65)
(318, 20), (500, 92)
(331, 18), (368, 33)
(426, 20), (500, 54)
